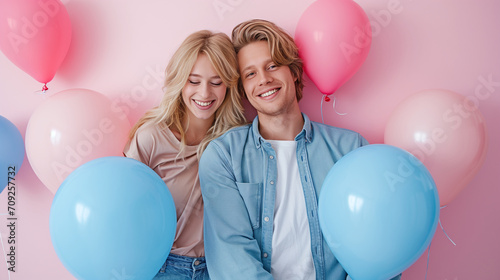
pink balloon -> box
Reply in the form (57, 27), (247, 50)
(384, 89), (488, 206)
(295, 0), (371, 96)
(25, 89), (131, 194)
(0, 0), (72, 84)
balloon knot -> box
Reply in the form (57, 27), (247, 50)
(324, 96), (331, 102)
(42, 83), (49, 92)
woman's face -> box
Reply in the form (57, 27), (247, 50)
(182, 53), (227, 123)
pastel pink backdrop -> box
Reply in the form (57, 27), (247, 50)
(0, 0), (498, 279)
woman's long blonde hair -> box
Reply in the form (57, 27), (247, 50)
(128, 30), (247, 157)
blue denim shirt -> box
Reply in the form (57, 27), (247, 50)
(199, 114), (400, 280)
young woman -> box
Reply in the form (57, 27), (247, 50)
(124, 30), (247, 280)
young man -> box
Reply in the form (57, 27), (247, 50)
(199, 19), (401, 280)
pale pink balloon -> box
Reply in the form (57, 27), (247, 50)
(384, 89), (488, 206)
(0, 0), (72, 84)
(25, 89), (131, 194)
(295, 0), (371, 96)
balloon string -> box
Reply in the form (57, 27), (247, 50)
(425, 241), (432, 280)
(321, 94), (347, 123)
(424, 207), (454, 280)
(34, 83), (49, 95)
(439, 206), (456, 246)
(439, 218), (456, 246)
(320, 95), (325, 124)
(332, 95), (347, 116)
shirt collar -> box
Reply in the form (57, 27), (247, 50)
(251, 113), (313, 149)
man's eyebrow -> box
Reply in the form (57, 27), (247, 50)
(240, 58), (274, 74)
(240, 65), (254, 74)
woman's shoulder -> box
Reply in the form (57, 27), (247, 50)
(127, 122), (183, 159)
(135, 121), (160, 134)
(131, 122), (155, 142)
(132, 122), (175, 147)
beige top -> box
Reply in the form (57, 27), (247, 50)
(124, 122), (204, 257)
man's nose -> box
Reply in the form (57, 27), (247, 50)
(258, 72), (273, 86)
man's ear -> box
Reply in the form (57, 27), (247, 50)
(291, 69), (299, 82)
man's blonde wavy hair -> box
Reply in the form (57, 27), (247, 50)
(232, 19), (304, 101)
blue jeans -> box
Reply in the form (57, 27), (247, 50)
(153, 254), (209, 280)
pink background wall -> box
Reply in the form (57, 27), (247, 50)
(1, 0), (499, 279)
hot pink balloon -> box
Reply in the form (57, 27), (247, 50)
(0, 0), (72, 85)
(25, 89), (131, 194)
(295, 0), (372, 96)
(384, 89), (488, 206)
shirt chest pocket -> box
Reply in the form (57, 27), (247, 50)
(236, 182), (262, 230)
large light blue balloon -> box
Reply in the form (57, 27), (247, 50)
(0, 115), (25, 193)
(50, 156), (177, 280)
(319, 144), (439, 280)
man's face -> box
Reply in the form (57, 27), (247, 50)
(237, 41), (298, 118)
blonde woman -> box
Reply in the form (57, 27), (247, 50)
(124, 30), (247, 280)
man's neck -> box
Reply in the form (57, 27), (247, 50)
(257, 110), (304, 141)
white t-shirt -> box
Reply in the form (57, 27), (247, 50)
(268, 140), (316, 280)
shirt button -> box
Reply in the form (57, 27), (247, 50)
(194, 260), (200, 266)
(270, 181), (274, 185)
(263, 253), (268, 258)
(264, 216), (269, 222)
(269, 155), (274, 159)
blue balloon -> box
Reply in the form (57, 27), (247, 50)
(0, 115), (25, 193)
(50, 156), (177, 280)
(318, 144), (439, 280)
